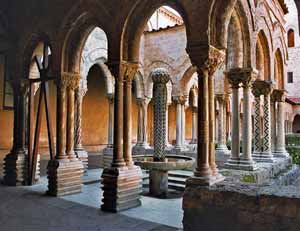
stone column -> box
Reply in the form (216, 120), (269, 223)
(270, 97), (276, 154)
(134, 98), (150, 149)
(252, 80), (274, 162)
(174, 96), (183, 150)
(103, 93), (114, 167)
(74, 87), (88, 172)
(150, 68), (170, 197)
(181, 99), (187, 147)
(215, 94), (229, 154)
(190, 106), (197, 144)
(123, 71), (134, 166)
(225, 76), (241, 168)
(208, 73), (218, 176)
(252, 92), (261, 156)
(273, 90), (289, 157)
(101, 62), (142, 212)
(240, 71), (257, 170)
(4, 81), (29, 186)
(47, 73), (84, 196)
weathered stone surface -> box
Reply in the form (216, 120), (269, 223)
(47, 159), (84, 196)
(101, 165), (143, 212)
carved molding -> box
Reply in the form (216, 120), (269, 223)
(252, 80), (273, 97)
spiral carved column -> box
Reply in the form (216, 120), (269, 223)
(47, 73), (83, 196)
(74, 87), (88, 172)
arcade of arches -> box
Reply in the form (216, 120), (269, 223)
(2, 0), (300, 230)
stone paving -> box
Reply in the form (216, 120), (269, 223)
(0, 166), (183, 231)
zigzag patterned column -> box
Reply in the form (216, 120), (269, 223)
(253, 96), (261, 155)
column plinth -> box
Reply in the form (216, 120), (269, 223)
(4, 81), (29, 186)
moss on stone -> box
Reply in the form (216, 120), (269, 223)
(240, 175), (256, 183)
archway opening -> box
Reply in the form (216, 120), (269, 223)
(293, 114), (300, 133)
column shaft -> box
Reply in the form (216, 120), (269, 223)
(123, 78), (133, 166)
(194, 69), (211, 178)
(66, 87), (76, 159)
(253, 96), (261, 154)
(175, 101), (182, 148)
(107, 95), (114, 148)
(230, 87), (240, 160)
(190, 107), (197, 144)
(276, 101), (288, 156)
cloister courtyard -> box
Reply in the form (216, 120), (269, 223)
(2, 0), (300, 230)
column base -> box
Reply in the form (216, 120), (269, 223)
(47, 159), (84, 197)
(101, 165), (142, 212)
(149, 170), (168, 198)
(103, 147), (113, 168)
(3, 151), (28, 186)
(75, 148), (88, 173)
(186, 174), (224, 187)
(224, 158), (258, 171)
(252, 152), (274, 163)
(273, 149), (289, 158)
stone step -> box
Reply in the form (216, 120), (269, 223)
(168, 176), (186, 185)
(270, 164), (300, 187)
(168, 182), (186, 191)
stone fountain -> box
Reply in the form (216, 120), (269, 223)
(135, 68), (194, 198)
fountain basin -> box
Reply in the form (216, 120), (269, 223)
(134, 155), (195, 197)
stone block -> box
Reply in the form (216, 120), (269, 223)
(47, 159), (84, 196)
(101, 165), (142, 212)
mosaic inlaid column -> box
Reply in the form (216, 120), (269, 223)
(47, 73), (83, 196)
(150, 68), (170, 197)
(252, 80), (274, 162)
(273, 90), (289, 157)
(4, 81), (29, 186)
(216, 94), (229, 154)
(252, 91), (261, 156)
(74, 87), (88, 172)
(270, 97), (276, 154)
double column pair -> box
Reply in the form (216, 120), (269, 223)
(186, 45), (225, 186)
(101, 61), (142, 212)
(225, 68), (257, 171)
(47, 73), (84, 196)
(173, 96), (187, 151)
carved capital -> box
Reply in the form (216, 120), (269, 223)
(225, 68), (258, 89)
(272, 89), (286, 102)
(173, 95), (187, 105)
(123, 62), (139, 82)
(60, 72), (81, 90)
(187, 44), (225, 76)
(252, 80), (273, 97)
(151, 68), (170, 84)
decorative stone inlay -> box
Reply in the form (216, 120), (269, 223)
(151, 68), (170, 162)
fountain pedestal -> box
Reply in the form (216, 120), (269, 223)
(150, 170), (168, 197)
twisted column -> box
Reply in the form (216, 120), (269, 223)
(152, 68), (170, 161)
(66, 75), (80, 160)
(74, 88), (87, 151)
(56, 78), (68, 160)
